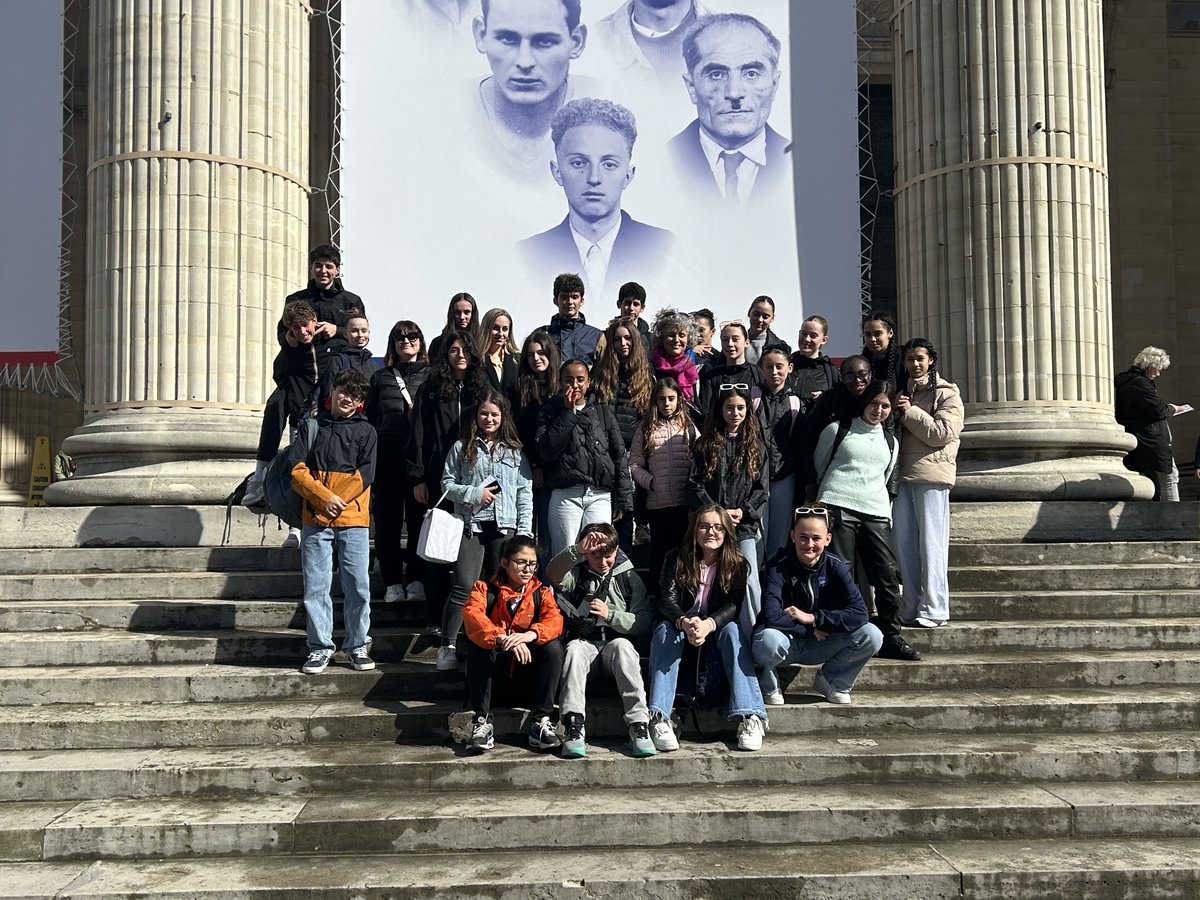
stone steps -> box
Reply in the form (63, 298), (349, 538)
(2, 780), (1198, 862)
(947, 540), (1200, 566)
(951, 588), (1200, 619)
(0, 547), (300, 575)
(949, 563), (1200, 591)
(6, 836), (1200, 899)
(4, 732), (1200, 803)
(1, 687), (1196, 751)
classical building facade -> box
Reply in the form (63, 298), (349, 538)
(0, 0), (1195, 505)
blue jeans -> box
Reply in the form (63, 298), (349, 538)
(301, 525), (372, 654)
(752, 624), (883, 696)
(737, 537), (762, 638)
(647, 619), (766, 720)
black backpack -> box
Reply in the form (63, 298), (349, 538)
(261, 417), (320, 528)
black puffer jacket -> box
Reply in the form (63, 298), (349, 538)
(612, 370), (643, 451)
(407, 378), (477, 496)
(536, 396), (634, 511)
(756, 386), (800, 483)
(1115, 366), (1174, 475)
(695, 360), (762, 424)
(366, 360), (428, 436)
(657, 545), (747, 629)
(277, 280), (365, 346)
(788, 354), (838, 412)
(687, 435), (770, 543)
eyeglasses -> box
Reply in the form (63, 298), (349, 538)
(397, 332), (421, 343)
(509, 559), (538, 571)
(842, 371), (871, 382)
(696, 522), (726, 533)
(719, 383), (749, 392)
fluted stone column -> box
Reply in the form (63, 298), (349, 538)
(46, 0), (310, 505)
(892, 0), (1146, 500)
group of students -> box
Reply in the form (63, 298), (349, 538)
(254, 245), (965, 754)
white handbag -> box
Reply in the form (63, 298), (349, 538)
(417, 490), (463, 564)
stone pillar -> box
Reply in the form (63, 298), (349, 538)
(891, 0), (1146, 500)
(46, 0), (310, 505)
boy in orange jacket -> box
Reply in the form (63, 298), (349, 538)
(292, 370), (377, 674)
(462, 535), (564, 752)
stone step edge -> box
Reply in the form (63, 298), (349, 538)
(4, 836), (1200, 898)
(3, 781), (1198, 862)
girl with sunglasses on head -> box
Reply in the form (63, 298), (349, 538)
(794, 355), (886, 504)
(893, 338), (963, 628)
(752, 506), (882, 706)
(461, 535), (564, 754)
(440, 391), (534, 673)
(365, 321), (429, 606)
(695, 321), (763, 425)
(688, 384), (770, 637)
(813, 381), (920, 661)
(646, 505), (768, 753)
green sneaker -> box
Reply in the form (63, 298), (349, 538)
(561, 714), (586, 759)
(627, 721), (656, 757)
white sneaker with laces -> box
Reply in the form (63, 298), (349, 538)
(763, 689), (785, 706)
(813, 670), (852, 705)
(435, 645), (458, 671)
(383, 584), (406, 603)
(300, 650), (330, 675)
(737, 715), (766, 751)
(649, 714), (679, 752)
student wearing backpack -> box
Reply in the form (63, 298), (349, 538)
(365, 320), (429, 606)
(755, 346), (802, 561)
(689, 385), (770, 636)
(795, 355), (883, 503)
(546, 523), (654, 759)
(536, 360), (634, 557)
(439, 391), (534, 672)
(647, 505), (768, 753)
(461, 535), (564, 754)
(753, 507), (883, 705)
(814, 381), (921, 662)
(630, 377), (697, 592)
(292, 370), (378, 675)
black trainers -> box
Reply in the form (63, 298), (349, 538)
(528, 715), (561, 750)
(877, 633), (923, 661)
(467, 715), (494, 753)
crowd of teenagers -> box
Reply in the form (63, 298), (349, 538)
(246, 245), (965, 756)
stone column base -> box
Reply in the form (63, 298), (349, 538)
(952, 407), (1151, 501)
(44, 409), (261, 506)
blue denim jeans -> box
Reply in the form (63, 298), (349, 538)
(752, 623), (883, 696)
(763, 474), (797, 562)
(737, 537), (763, 638)
(647, 619), (766, 720)
(301, 524), (372, 654)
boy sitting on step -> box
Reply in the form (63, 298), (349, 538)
(291, 369), (378, 675)
(546, 523), (655, 758)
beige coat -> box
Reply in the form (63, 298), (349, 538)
(897, 374), (964, 486)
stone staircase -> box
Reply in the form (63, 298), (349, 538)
(2, 531), (1200, 898)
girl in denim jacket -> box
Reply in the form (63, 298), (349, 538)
(438, 391), (533, 670)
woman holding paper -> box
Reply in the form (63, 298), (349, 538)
(1115, 346), (1188, 502)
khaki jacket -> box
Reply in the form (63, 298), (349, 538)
(897, 375), (963, 486)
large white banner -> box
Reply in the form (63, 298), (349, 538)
(0, 4), (62, 365)
(341, 0), (858, 354)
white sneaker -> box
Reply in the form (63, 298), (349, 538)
(813, 670), (852, 705)
(383, 584), (406, 603)
(736, 714), (766, 751)
(649, 714), (679, 752)
(406, 582), (427, 604)
(281, 528), (300, 549)
(763, 689), (785, 706)
(242, 475), (265, 508)
(436, 645), (458, 671)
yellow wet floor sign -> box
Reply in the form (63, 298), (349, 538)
(28, 436), (51, 507)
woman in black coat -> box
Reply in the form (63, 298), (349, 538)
(1115, 346), (1184, 501)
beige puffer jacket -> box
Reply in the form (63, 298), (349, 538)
(897, 374), (964, 486)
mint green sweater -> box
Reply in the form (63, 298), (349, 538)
(813, 418), (898, 522)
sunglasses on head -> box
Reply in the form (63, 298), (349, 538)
(719, 383), (749, 392)
(793, 506), (830, 521)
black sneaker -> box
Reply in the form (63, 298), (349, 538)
(561, 713), (586, 759)
(877, 633), (923, 661)
(467, 715), (494, 752)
